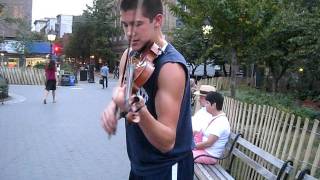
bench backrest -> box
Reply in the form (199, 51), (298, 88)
(230, 133), (294, 179)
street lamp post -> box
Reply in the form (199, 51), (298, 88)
(47, 30), (56, 61)
(0, 53), (4, 66)
(202, 24), (213, 79)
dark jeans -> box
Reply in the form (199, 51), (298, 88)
(102, 76), (108, 88)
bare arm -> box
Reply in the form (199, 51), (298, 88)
(195, 134), (219, 150)
(101, 49), (129, 135)
(137, 63), (186, 153)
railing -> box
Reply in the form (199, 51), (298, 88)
(195, 77), (320, 179)
(0, 67), (45, 85)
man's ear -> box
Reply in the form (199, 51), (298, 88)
(154, 14), (163, 29)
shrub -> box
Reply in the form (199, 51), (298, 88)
(232, 86), (319, 120)
(33, 62), (46, 69)
(0, 75), (8, 99)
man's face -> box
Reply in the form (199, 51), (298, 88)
(120, 9), (158, 51)
(199, 95), (207, 107)
(205, 101), (215, 114)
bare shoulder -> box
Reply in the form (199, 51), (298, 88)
(158, 62), (186, 92)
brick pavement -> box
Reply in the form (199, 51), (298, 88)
(0, 79), (130, 180)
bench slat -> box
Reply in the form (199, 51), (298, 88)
(195, 163), (234, 180)
(195, 164), (214, 180)
(233, 148), (277, 179)
(207, 164), (234, 180)
(231, 133), (292, 174)
(203, 165), (222, 179)
(213, 164), (234, 180)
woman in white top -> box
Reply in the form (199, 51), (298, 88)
(193, 91), (231, 164)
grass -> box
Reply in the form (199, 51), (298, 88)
(222, 86), (320, 121)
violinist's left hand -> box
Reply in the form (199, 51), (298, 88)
(126, 95), (146, 123)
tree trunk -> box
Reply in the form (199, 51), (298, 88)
(203, 59), (207, 78)
(250, 63), (255, 88)
(222, 63), (227, 76)
(271, 76), (279, 92)
(230, 47), (238, 97)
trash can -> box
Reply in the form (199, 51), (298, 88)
(69, 75), (75, 86)
(80, 70), (87, 81)
(88, 64), (95, 83)
(61, 74), (71, 86)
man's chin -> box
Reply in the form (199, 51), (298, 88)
(131, 44), (142, 51)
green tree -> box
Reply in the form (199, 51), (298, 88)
(65, 16), (93, 61)
(170, 0), (277, 97)
(65, 0), (119, 66)
(251, 2), (320, 93)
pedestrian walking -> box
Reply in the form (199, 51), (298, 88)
(101, 0), (194, 179)
(43, 60), (57, 104)
(113, 65), (119, 79)
(100, 63), (109, 89)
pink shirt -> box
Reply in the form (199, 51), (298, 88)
(45, 67), (56, 80)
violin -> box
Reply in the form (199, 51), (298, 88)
(130, 43), (163, 93)
(117, 42), (163, 122)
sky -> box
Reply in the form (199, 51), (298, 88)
(32, 0), (93, 23)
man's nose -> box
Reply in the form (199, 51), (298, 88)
(126, 26), (135, 38)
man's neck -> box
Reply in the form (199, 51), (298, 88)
(212, 110), (223, 117)
(153, 31), (166, 49)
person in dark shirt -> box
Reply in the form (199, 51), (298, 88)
(43, 60), (57, 104)
(101, 0), (194, 179)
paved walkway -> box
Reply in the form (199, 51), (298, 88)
(0, 79), (130, 180)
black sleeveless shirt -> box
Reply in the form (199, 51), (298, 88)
(125, 43), (193, 176)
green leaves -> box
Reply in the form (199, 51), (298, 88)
(65, 0), (119, 63)
(171, 0), (320, 98)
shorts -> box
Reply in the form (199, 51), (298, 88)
(45, 80), (56, 91)
(193, 149), (218, 165)
(129, 151), (194, 180)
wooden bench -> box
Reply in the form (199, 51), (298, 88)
(231, 133), (294, 179)
(296, 169), (318, 180)
(194, 133), (294, 180)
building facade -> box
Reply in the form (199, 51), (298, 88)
(0, 0), (32, 38)
(44, 18), (57, 34)
(56, 15), (73, 38)
(34, 19), (47, 33)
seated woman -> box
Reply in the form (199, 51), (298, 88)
(192, 91), (231, 165)
(192, 85), (216, 133)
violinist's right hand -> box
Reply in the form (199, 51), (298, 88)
(101, 100), (118, 136)
(101, 85), (127, 136)
(112, 85), (128, 111)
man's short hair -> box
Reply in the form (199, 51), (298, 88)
(205, 92), (224, 111)
(120, 0), (163, 21)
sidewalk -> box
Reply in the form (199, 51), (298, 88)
(0, 81), (129, 180)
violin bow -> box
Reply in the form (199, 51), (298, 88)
(116, 0), (144, 117)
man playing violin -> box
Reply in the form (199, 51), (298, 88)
(101, 0), (194, 179)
